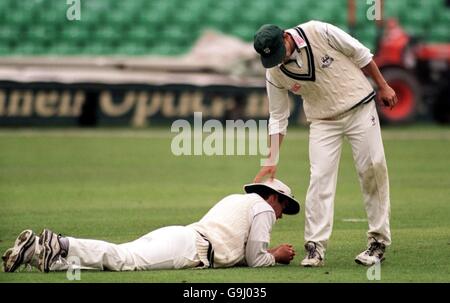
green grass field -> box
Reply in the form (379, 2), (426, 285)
(0, 125), (449, 283)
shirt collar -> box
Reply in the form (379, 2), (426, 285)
(280, 28), (308, 68)
(285, 28), (307, 50)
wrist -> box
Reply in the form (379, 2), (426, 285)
(379, 83), (389, 90)
(376, 79), (389, 89)
(264, 154), (278, 166)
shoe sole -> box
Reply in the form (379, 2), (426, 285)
(3, 230), (35, 273)
(355, 256), (385, 266)
(301, 260), (325, 267)
(39, 229), (54, 273)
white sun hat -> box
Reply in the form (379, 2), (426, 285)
(243, 178), (300, 215)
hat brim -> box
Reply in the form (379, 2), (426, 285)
(244, 183), (300, 215)
(260, 43), (286, 68)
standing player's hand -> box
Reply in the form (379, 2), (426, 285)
(254, 165), (277, 183)
(378, 84), (398, 110)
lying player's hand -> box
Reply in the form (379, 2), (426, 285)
(272, 244), (296, 264)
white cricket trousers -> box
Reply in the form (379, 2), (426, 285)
(51, 226), (201, 271)
(305, 101), (391, 257)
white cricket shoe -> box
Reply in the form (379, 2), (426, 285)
(2, 229), (37, 272)
(300, 242), (324, 267)
(355, 239), (386, 266)
(38, 229), (63, 273)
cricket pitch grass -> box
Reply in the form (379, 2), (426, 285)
(0, 125), (449, 283)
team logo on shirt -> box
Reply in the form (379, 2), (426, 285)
(321, 54), (334, 68)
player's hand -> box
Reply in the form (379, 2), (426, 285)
(378, 84), (398, 110)
(253, 165), (277, 183)
(271, 244), (296, 264)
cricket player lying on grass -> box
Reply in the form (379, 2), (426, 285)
(3, 179), (299, 273)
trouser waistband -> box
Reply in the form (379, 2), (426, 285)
(323, 91), (375, 121)
(348, 91), (376, 112)
(198, 232), (214, 268)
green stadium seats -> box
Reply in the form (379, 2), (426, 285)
(82, 43), (114, 56)
(0, 27), (20, 44)
(49, 43), (78, 56)
(115, 1), (143, 13)
(0, 0), (447, 56)
(238, 10), (266, 29)
(5, 11), (31, 26)
(162, 26), (190, 48)
(105, 11), (131, 29)
(61, 27), (89, 45)
(205, 10), (232, 32)
(384, 0), (404, 18)
(27, 26), (57, 46)
(0, 0), (18, 13)
(138, 10), (169, 30)
(0, 45), (11, 56)
(439, 10), (450, 24)
(116, 43), (149, 56)
(301, 4), (337, 25)
(39, 10), (67, 26)
(96, 28), (121, 46)
(231, 25), (256, 41)
(149, 44), (180, 56)
(403, 25), (426, 39)
(14, 43), (45, 55)
(355, 25), (378, 48)
(428, 25), (450, 43)
(272, 11), (299, 29)
(213, 0), (240, 12)
(400, 5), (433, 28)
(127, 26), (156, 46)
(83, 0), (110, 12)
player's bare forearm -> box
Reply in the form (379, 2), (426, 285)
(254, 133), (284, 182)
(362, 60), (398, 108)
(267, 133), (284, 164)
(362, 60), (388, 89)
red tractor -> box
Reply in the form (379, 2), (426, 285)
(373, 19), (450, 124)
(349, 0), (450, 124)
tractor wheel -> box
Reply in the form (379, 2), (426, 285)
(377, 67), (422, 124)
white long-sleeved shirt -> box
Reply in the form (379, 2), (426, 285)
(245, 210), (276, 267)
(267, 21), (374, 135)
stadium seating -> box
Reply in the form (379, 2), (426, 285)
(0, 0), (448, 56)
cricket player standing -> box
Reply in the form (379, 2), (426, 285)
(253, 21), (397, 267)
